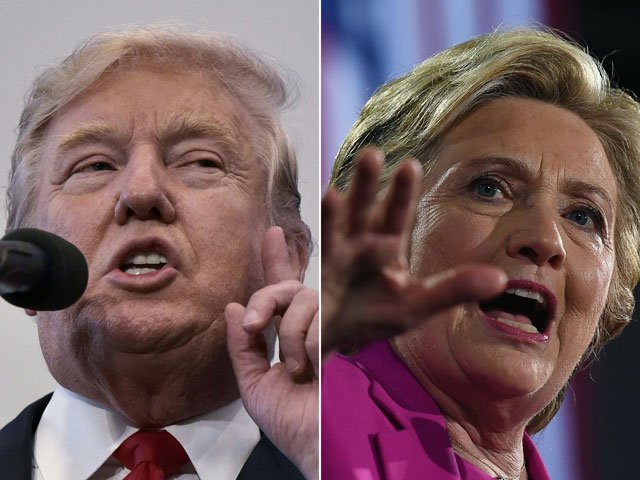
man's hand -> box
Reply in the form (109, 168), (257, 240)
(226, 226), (318, 480)
(322, 148), (507, 354)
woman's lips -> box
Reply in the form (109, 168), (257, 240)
(483, 310), (539, 333)
(477, 279), (557, 343)
(481, 310), (551, 343)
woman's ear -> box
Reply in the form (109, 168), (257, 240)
(25, 309), (37, 317)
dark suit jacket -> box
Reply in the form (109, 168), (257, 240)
(0, 394), (305, 480)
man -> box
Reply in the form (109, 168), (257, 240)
(0, 26), (318, 480)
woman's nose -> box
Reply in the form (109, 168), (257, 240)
(506, 206), (566, 269)
(114, 150), (176, 225)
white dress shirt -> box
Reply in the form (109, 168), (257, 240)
(32, 386), (260, 480)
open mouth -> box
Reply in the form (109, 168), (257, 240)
(479, 284), (554, 335)
(119, 251), (168, 275)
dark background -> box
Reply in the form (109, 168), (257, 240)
(551, 1), (640, 477)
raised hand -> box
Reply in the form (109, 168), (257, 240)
(226, 226), (318, 480)
(322, 148), (507, 354)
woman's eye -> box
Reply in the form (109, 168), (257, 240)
(471, 178), (505, 199)
(564, 208), (604, 234)
(565, 210), (591, 226)
(563, 205), (608, 238)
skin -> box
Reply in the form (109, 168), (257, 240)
(28, 63), (318, 478)
(322, 97), (616, 479)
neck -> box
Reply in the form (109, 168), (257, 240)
(390, 339), (537, 479)
(50, 339), (239, 427)
(446, 418), (527, 480)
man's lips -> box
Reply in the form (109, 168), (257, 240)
(107, 237), (179, 273)
(104, 237), (180, 291)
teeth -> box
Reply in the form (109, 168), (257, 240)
(124, 252), (168, 266)
(124, 267), (157, 275)
(505, 287), (545, 304)
(495, 317), (539, 333)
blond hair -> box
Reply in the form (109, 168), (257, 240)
(7, 24), (311, 255)
(331, 28), (640, 433)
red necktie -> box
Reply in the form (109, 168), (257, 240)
(113, 430), (190, 479)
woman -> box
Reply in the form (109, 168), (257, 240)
(321, 28), (640, 479)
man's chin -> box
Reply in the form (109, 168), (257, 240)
(102, 308), (223, 355)
(44, 296), (224, 355)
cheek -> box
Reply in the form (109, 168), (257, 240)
(185, 191), (267, 289)
(409, 200), (497, 276)
(558, 248), (615, 369)
(35, 190), (114, 256)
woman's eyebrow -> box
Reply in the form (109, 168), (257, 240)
(563, 178), (614, 213)
(430, 156), (529, 191)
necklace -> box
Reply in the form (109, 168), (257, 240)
(449, 437), (526, 480)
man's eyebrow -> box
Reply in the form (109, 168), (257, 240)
(56, 116), (244, 155)
(55, 121), (120, 154)
(158, 115), (242, 152)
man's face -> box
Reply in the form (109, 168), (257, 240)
(32, 63), (268, 404)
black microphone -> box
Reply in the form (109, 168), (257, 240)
(0, 228), (88, 311)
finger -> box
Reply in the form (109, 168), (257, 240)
(242, 280), (305, 333)
(226, 302), (271, 398)
(324, 265), (507, 353)
(405, 264), (508, 322)
(321, 188), (341, 258)
(377, 159), (422, 236)
(262, 226), (295, 285)
(346, 148), (382, 235)
(277, 289), (318, 375)
(306, 311), (319, 377)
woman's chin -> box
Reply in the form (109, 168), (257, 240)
(459, 345), (556, 399)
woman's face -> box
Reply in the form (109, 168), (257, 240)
(394, 97), (617, 412)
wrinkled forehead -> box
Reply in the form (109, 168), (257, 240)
(51, 61), (256, 142)
(426, 98), (617, 201)
(37, 62), (270, 189)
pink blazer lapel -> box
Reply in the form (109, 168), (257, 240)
(365, 371), (461, 480)
(373, 428), (461, 480)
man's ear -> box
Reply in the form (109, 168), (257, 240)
(286, 238), (309, 282)
(25, 309), (37, 317)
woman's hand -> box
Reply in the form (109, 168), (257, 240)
(322, 148), (507, 355)
(226, 226), (318, 480)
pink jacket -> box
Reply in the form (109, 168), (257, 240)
(322, 341), (550, 480)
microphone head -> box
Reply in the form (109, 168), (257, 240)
(0, 228), (88, 311)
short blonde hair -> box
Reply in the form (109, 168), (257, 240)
(331, 28), (640, 433)
(7, 24), (311, 255)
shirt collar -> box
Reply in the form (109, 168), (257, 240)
(34, 386), (260, 480)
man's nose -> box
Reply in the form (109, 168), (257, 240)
(114, 150), (176, 225)
(505, 205), (566, 269)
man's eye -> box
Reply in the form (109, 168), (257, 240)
(72, 161), (115, 175)
(86, 162), (114, 172)
(194, 159), (219, 168)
